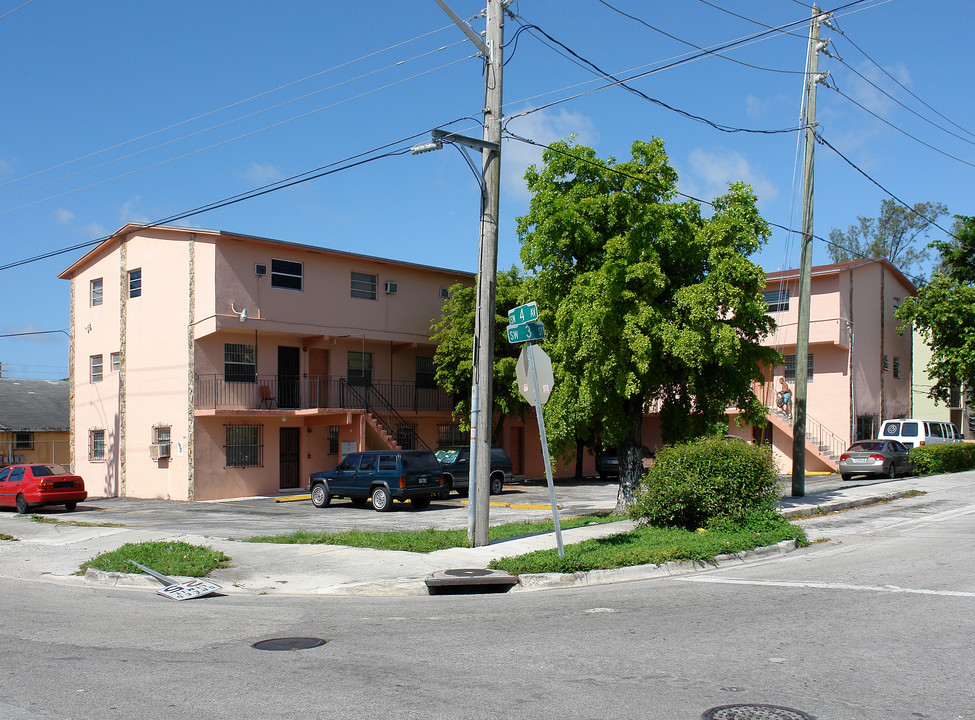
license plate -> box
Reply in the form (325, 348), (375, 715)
(418, 477), (428, 484)
(852, 458), (870, 463)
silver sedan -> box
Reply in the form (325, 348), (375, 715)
(838, 439), (912, 481)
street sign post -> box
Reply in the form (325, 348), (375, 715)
(506, 320), (545, 344)
(507, 301), (538, 326)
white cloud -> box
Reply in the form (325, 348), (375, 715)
(239, 162), (285, 186)
(682, 148), (778, 206)
(0, 157), (12, 176)
(55, 208), (75, 225)
(119, 197), (149, 225)
(501, 108), (600, 202)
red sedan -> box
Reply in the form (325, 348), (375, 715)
(0, 464), (87, 514)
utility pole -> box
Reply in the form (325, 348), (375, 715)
(793, 4), (830, 497)
(432, 0), (505, 545)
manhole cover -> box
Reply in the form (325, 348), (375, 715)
(702, 704), (814, 720)
(443, 568), (495, 577)
(251, 637), (328, 651)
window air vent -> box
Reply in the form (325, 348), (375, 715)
(255, 264), (267, 277)
(385, 281), (398, 295)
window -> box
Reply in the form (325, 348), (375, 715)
(893, 297), (901, 311)
(416, 356), (436, 389)
(224, 343), (256, 383)
(784, 353), (814, 382)
(883, 355), (890, 372)
(128, 269), (142, 298)
(90, 278), (103, 307)
(89, 429), (106, 462)
(397, 424), (417, 450)
(359, 454), (378, 471)
(351, 272), (377, 300)
(90, 355), (103, 383)
(225, 425), (262, 468)
(15, 432), (33, 450)
(893, 357), (901, 379)
(762, 288), (789, 312)
(271, 259), (303, 291)
(153, 425), (171, 451)
(438, 423), (468, 446)
(347, 351), (373, 386)
(111, 352), (121, 372)
(379, 454), (398, 471)
(856, 416), (875, 441)
(328, 425), (340, 455)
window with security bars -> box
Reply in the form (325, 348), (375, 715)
(89, 429), (106, 462)
(328, 425), (340, 455)
(438, 423), (468, 447)
(224, 343), (256, 383)
(15, 432), (33, 451)
(351, 271), (377, 299)
(762, 288), (789, 312)
(271, 259), (303, 291)
(347, 351), (373, 386)
(396, 424), (417, 450)
(856, 415), (876, 441)
(415, 356), (436, 388)
(225, 425), (262, 468)
(893, 357), (901, 379)
(784, 353), (813, 382)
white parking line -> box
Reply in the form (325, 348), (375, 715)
(678, 576), (975, 598)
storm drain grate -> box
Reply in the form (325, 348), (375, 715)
(702, 704), (815, 720)
(251, 637), (328, 651)
(425, 568), (519, 595)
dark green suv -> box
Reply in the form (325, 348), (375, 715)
(308, 450), (443, 512)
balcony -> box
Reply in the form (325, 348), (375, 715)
(194, 374), (455, 414)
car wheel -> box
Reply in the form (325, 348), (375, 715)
(371, 486), (392, 512)
(841, 473), (853, 482)
(440, 477), (453, 499)
(64, 501), (77, 512)
(490, 474), (503, 495)
(350, 496), (368, 507)
(887, 463), (896, 479)
(15, 494), (29, 514)
(410, 496), (431, 510)
(311, 484), (332, 508)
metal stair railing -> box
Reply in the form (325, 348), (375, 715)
(774, 408), (846, 460)
(337, 378), (433, 451)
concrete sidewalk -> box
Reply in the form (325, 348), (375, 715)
(1, 473), (966, 597)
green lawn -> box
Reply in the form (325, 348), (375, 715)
(80, 541), (231, 577)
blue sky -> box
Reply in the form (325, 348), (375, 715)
(1, 0), (972, 379)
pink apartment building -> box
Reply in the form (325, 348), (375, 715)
(59, 224), (479, 501)
(738, 258), (916, 472)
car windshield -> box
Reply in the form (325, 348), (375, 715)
(30, 464), (70, 477)
(434, 449), (461, 464)
(848, 442), (884, 452)
(403, 452), (440, 472)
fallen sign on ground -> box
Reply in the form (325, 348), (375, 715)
(129, 560), (222, 601)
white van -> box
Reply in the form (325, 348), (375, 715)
(878, 418), (962, 449)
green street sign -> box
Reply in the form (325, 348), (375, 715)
(506, 320), (545, 343)
(507, 301), (538, 326)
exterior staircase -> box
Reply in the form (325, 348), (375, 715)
(767, 408), (843, 472)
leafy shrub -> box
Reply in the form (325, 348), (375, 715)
(908, 443), (975, 475)
(629, 436), (780, 530)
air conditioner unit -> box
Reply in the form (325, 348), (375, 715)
(255, 264), (267, 277)
(149, 443), (171, 461)
(439, 288), (450, 299)
(385, 281), (398, 295)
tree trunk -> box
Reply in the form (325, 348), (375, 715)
(614, 395), (645, 514)
(574, 436), (585, 479)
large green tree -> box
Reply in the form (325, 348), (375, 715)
(430, 267), (527, 437)
(896, 215), (975, 404)
(827, 198), (947, 280)
(517, 138), (779, 508)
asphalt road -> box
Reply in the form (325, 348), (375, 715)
(2, 472), (973, 720)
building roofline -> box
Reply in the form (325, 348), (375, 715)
(765, 257), (917, 294)
(59, 223), (476, 279)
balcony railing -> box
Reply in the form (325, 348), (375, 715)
(194, 374), (455, 414)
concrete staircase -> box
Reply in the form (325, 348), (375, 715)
(767, 408), (842, 472)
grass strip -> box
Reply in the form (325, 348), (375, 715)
(243, 513), (622, 553)
(80, 541), (231, 578)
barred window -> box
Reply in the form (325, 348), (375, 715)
(762, 288), (789, 312)
(89, 429), (106, 462)
(351, 272), (377, 300)
(271, 259), (303, 291)
(328, 425), (340, 455)
(225, 425), (262, 468)
(347, 351), (373, 386)
(892, 357), (900, 378)
(784, 353), (814, 382)
(224, 343), (256, 383)
(415, 356), (436, 389)
(90, 355), (103, 383)
(15, 432), (33, 450)
(91, 278), (103, 307)
(396, 424), (417, 450)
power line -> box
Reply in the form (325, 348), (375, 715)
(0, 0), (36, 21)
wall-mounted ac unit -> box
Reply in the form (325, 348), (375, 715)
(385, 281), (398, 295)
(255, 263), (267, 277)
(439, 288), (450, 299)
(149, 443), (171, 461)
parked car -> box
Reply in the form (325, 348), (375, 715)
(308, 450), (443, 512)
(878, 418), (962, 449)
(838, 439), (913, 481)
(433, 446), (513, 497)
(0, 464), (87, 514)
(596, 453), (619, 480)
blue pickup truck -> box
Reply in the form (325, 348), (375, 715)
(308, 450), (444, 512)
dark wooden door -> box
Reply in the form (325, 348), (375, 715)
(278, 346), (300, 408)
(279, 427), (300, 489)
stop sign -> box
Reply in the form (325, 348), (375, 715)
(516, 345), (554, 406)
